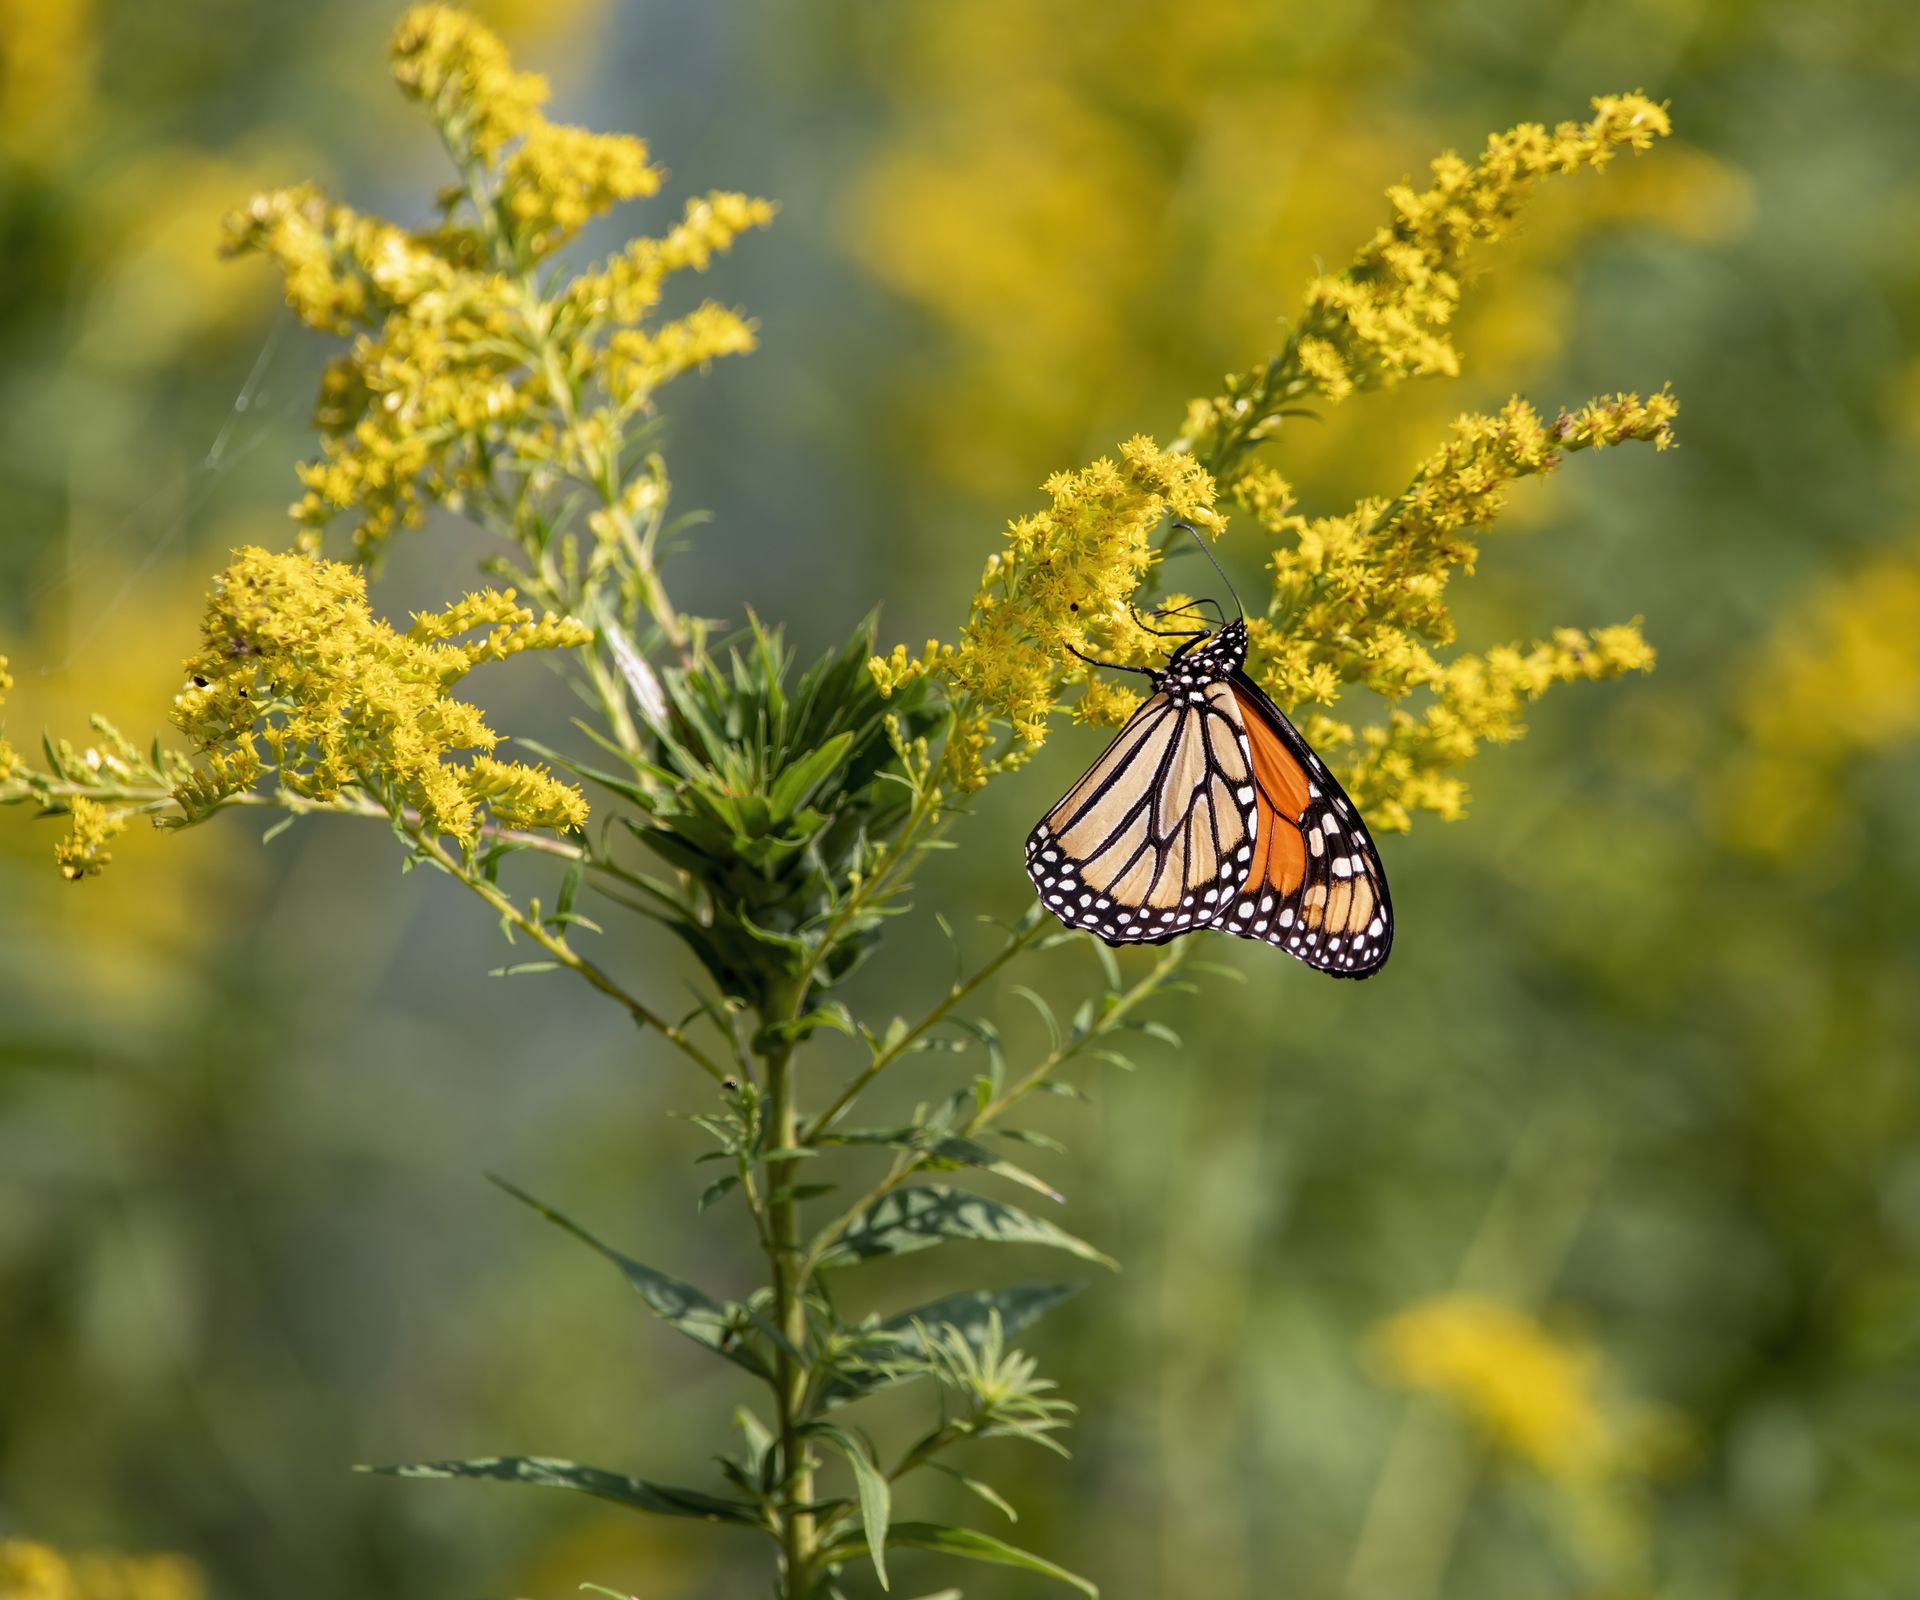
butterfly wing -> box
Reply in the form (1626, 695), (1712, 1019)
(1026, 685), (1257, 946)
(1208, 672), (1393, 978)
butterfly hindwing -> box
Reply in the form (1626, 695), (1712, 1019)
(1208, 671), (1393, 978)
(1025, 657), (1258, 946)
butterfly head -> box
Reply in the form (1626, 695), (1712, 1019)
(1157, 616), (1248, 690)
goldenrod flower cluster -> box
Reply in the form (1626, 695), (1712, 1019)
(171, 546), (590, 839)
(1374, 1295), (1668, 1487)
(1185, 92), (1673, 448)
(223, 6), (771, 558)
(0, 1540), (203, 1600)
(54, 797), (129, 881)
(1245, 391), (1674, 828)
(872, 436), (1221, 788)
(893, 95), (1676, 827)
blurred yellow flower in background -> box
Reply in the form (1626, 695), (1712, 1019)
(1372, 1292), (1685, 1572)
(0, 0), (97, 166)
(1719, 538), (1920, 857)
(0, 1541), (203, 1600)
(1375, 1295), (1642, 1483)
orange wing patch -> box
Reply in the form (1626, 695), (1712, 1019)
(1217, 678), (1393, 976)
(1243, 693), (1312, 818)
(1238, 686), (1311, 897)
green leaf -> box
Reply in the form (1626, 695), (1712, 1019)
(920, 1137), (1064, 1206)
(359, 1455), (759, 1525)
(925, 1461), (1018, 1523)
(824, 1282), (1084, 1408)
(769, 730), (855, 819)
(811, 1423), (892, 1589)
(489, 1176), (767, 1376)
(823, 1522), (1095, 1599)
(555, 856), (584, 922)
(818, 1186), (1113, 1270)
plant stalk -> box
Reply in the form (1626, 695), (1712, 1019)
(762, 978), (818, 1599)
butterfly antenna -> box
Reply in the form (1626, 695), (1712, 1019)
(1171, 521), (1244, 620)
(1062, 638), (1156, 679)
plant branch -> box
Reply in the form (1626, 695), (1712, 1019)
(796, 940), (1189, 1284)
(803, 916), (1048, 1143)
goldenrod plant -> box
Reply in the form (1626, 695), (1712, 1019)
(0, 10), (1678, 1597)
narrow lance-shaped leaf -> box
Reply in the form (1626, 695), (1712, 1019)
(810, 1422), (892, 1589)
(817, 1185), (1114, 1270)
(821, 1521), (1097, 1599)
(489, 1176), (770, 1376)
(358, 1455), (760, 1526)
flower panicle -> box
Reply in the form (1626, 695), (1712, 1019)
(389, 3), (548, 161)
(909, 96), (1676, 824)
(54, 797), (130, 881)
(1185, 92), (1673, 465)
(174, 546), (589, 843)
(464, 753), (588, 831)
(222, 8), (773, 561)
(872, 435), (1222, 788)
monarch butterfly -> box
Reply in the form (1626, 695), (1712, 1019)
(1024, 529), (1393, 978)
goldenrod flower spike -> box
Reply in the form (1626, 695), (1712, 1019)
(54, 796), (129, 881)
(874, 435), (1222, 789)
(173, 547), (589, 841)
(219, 8), (773, 562)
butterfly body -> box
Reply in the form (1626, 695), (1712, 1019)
(1025, 617), (1394, 978)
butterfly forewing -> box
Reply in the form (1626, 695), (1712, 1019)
(1211, 672), (1393, 977)
(1025, 670), (1257, 946)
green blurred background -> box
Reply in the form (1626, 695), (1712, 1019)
(4, 1), (1919, 1597)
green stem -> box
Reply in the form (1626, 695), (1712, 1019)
(762, 977), (818, 1600)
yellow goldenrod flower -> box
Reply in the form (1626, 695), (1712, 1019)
(54, 796), (129, 881)
(896, 94), (1675, 818)
(503, 120), (663, 256)
(0, 1540), (205, 1600)
(875, 435), (1221, 787)
(1303, 94), (1670, 403)
(173, 546), (589, 840)
(222, 11), (773, 560)
(605, 302), (760, 410)
(1220, 391), (1672, 828)
(389, 3), (547, 161)
(1373, 1295), (1665, 1486)
(465, 753), (591, 830)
